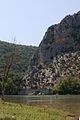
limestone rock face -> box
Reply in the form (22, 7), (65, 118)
(24, 11), (80, 89)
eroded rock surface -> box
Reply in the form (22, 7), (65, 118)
(24, 11), (80, 89)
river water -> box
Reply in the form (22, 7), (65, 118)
(3, 95), (80, 117)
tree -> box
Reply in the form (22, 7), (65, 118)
(0, 39), (25, 97)
(0, 40), (18, 97)
(53, 75), (80, 94)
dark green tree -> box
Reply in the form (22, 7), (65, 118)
(53, 75), (80, 94)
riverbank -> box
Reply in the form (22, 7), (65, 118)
(0, 98), (71, 120)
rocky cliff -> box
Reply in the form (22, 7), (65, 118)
(24, 11), (80, 89)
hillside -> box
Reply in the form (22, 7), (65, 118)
(0, 40), (37, 76)
(24, 11), (80, 93)
(0, 40), (37, 94)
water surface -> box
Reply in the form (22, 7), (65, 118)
(3, 95), (80, 117)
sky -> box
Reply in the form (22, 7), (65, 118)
(0, 0), (80, 46)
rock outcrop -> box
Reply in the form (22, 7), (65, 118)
(23, 11), (80, 89)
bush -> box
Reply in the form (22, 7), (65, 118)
(53, 76), (80, 94)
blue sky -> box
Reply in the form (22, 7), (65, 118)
(0, 0), (80, 46)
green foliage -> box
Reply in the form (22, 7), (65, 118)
(4, 76), (23, 95)
(0, 40), (37, 95)
(0, 79), (2, 95)
(0, 74), (24, 95)
(0, 40), (37, 75)
(53, 76), (80, 94)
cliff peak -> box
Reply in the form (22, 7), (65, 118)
(23, 11), (80, 90)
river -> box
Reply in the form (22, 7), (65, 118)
(3, 95), (80, 117)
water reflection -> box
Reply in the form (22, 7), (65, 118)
(3, 95), (80, 116)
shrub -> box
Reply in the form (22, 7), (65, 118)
(53, 75), (80, 94)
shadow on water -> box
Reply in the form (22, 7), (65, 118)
(2, 95), (80, 117)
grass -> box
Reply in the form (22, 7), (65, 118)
(0, 98), (69, 120)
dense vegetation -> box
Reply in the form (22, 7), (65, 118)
(0, 99), (68, 120)
(0, 40), (37, 75)
(53, 75), (80, 94)
(0, 41), (80, 95)
(0, 40), (37, 95)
